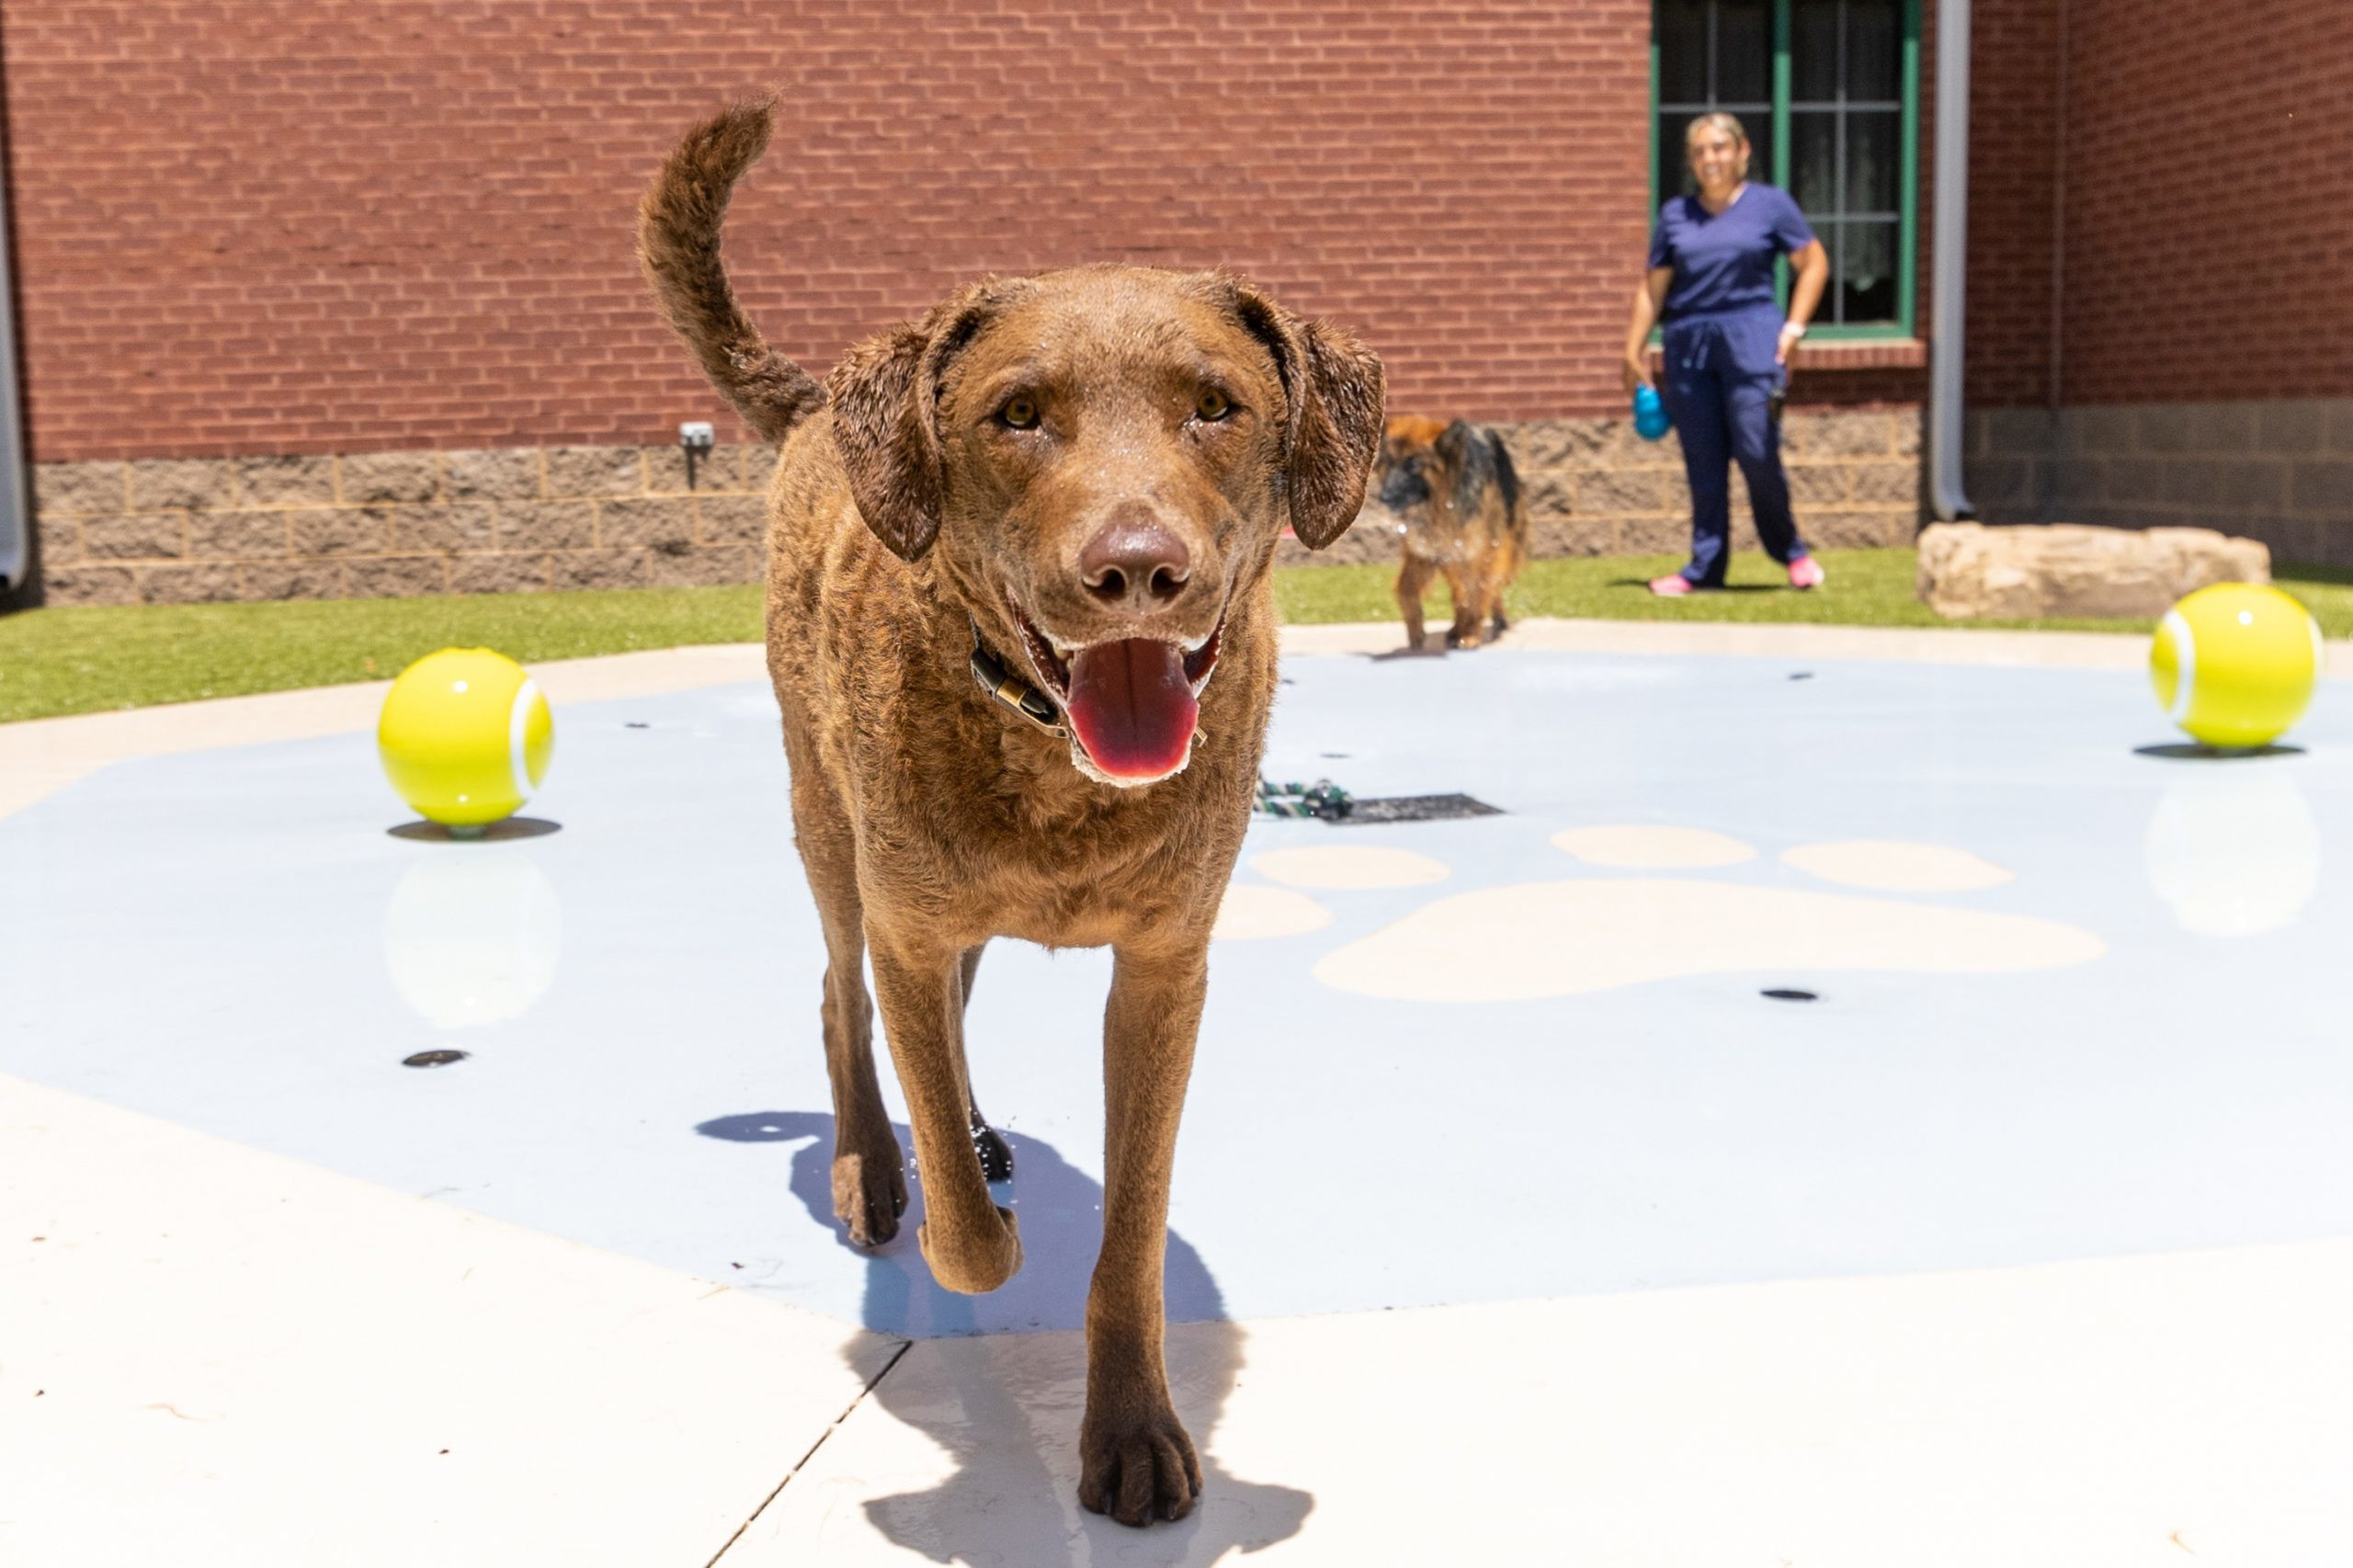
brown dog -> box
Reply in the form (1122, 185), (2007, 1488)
(1370, 415), (1529, 650)
(638, 101), (1383, 1527)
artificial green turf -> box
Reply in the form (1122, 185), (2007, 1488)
(0, 585), (765, 723)
(4, 550), (2347, 724)
(1279, 548), (2353, 640)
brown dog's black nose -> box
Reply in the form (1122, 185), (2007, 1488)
(1079, 519), (1190, 609)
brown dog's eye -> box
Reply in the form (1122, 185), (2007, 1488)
(1194, 389), (1232, 422)
(1000, 395), (1040, 430)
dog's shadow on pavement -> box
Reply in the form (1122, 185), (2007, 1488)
(699, 1111), (1313, 1565)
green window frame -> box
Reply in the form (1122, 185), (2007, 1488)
(1650, 0), (1921, 341)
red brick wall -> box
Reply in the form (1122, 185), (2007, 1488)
(1971, 0), (2353, 409)
(4, 0), (1671, 462)
(1960, 0), (2059, 409)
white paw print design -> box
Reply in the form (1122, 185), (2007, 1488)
(1214, 827), (2105, 1002)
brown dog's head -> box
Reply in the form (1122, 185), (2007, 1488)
(824, 267), (1384, 787)
(1371, 415), (1452, 514)
(1370, 415), (1528, 572)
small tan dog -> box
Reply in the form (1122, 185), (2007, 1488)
(639, 101), (1382, 1526)
(1370, 415), (1529, 650)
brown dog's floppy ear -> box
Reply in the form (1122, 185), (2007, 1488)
(1434, 418), (1476, 471)
(824, 290), (997, 563)
(1225, 282), (1387, 550)
(824, 324), (944, 563)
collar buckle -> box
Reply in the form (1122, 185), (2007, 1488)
(969, 620), (1067, 739)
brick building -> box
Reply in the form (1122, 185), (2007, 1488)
(1961, 0), (2353, 559)
(0, 1), (2341, 607)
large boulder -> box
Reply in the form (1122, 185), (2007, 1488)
(1917, 522), (2269, 619)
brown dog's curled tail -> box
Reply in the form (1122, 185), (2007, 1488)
(637, 98), (825, 443)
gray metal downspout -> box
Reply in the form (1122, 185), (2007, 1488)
(0, 108), (25, 596)
(1929, 0), (1975, 519)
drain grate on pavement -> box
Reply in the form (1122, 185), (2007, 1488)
(1334, 793), (1504, 825)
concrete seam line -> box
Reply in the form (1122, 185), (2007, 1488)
(701, 1335), (915, 1568)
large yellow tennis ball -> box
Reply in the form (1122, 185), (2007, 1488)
(2150, 583), (2322, 750)
(379, 648), (554, 829)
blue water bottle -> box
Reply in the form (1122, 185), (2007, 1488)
(1632, 383), (1671, 441)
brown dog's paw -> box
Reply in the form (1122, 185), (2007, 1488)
(1445, 626), (1486, 651)
(972, 1120), (1015, 1183)
(1080, 1404), (1202, 1526)
(917, 1205), (1023, 1293)
(831, 1145), (907, 1248)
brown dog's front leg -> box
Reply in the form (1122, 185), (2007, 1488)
(870, 937), (1022, 1294)
(1080, 942), (1209, 1527)
(1395, 553), (1433, 653)
(955, 943), (1015, 1182)
(1442, 562), (1484, 648)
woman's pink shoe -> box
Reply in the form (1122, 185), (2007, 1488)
(1648, 574), (1695, 597)
(1788, 556), (1826, 589)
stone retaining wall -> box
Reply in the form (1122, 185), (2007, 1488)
(32, 444), (778, 607)
(33, 409), (1925, 605)
(1508, 407), (1922, 558)
(1966, 400), (2353, 567)
(1280, 408), (1924, 568)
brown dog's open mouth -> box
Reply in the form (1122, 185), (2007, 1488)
(1010, 594), (1223, 782)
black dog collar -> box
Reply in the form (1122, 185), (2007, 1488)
(969, 619), (1067, 738)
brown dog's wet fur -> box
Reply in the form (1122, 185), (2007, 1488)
(639, 100), (1382, 1527)
(1371, 415), (1529, 650)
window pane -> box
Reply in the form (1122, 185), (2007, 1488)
(1716, 0), (1772, 102)
(1742, 120), (1774, 190)
(1847, 0), (1902, 100)
(1819, 221), (1845, 323)
(1791, 0), (1838, 102)
(1849, 109), (1901, 213)
(1837, 220), (1899, 322)
(1790, 110), (1837, 214)
(1658, 113), (1691, 199)
(1657, 0), (1709, 103)
(1650, 0), (1908, 325)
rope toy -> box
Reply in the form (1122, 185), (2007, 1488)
(1254, 777), (1353, 821)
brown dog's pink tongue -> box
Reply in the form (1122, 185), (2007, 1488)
(1064, 639), (1198, 779)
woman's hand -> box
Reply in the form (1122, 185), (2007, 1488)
(1779, 241), (1828, 370)
(1622, 269), (1671, 397)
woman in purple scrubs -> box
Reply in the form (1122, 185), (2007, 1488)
(1622, 112), (1832, 596)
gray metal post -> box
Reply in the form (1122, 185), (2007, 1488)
(1929, 0), (1976, 520)
(0, 109), (26, 596)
